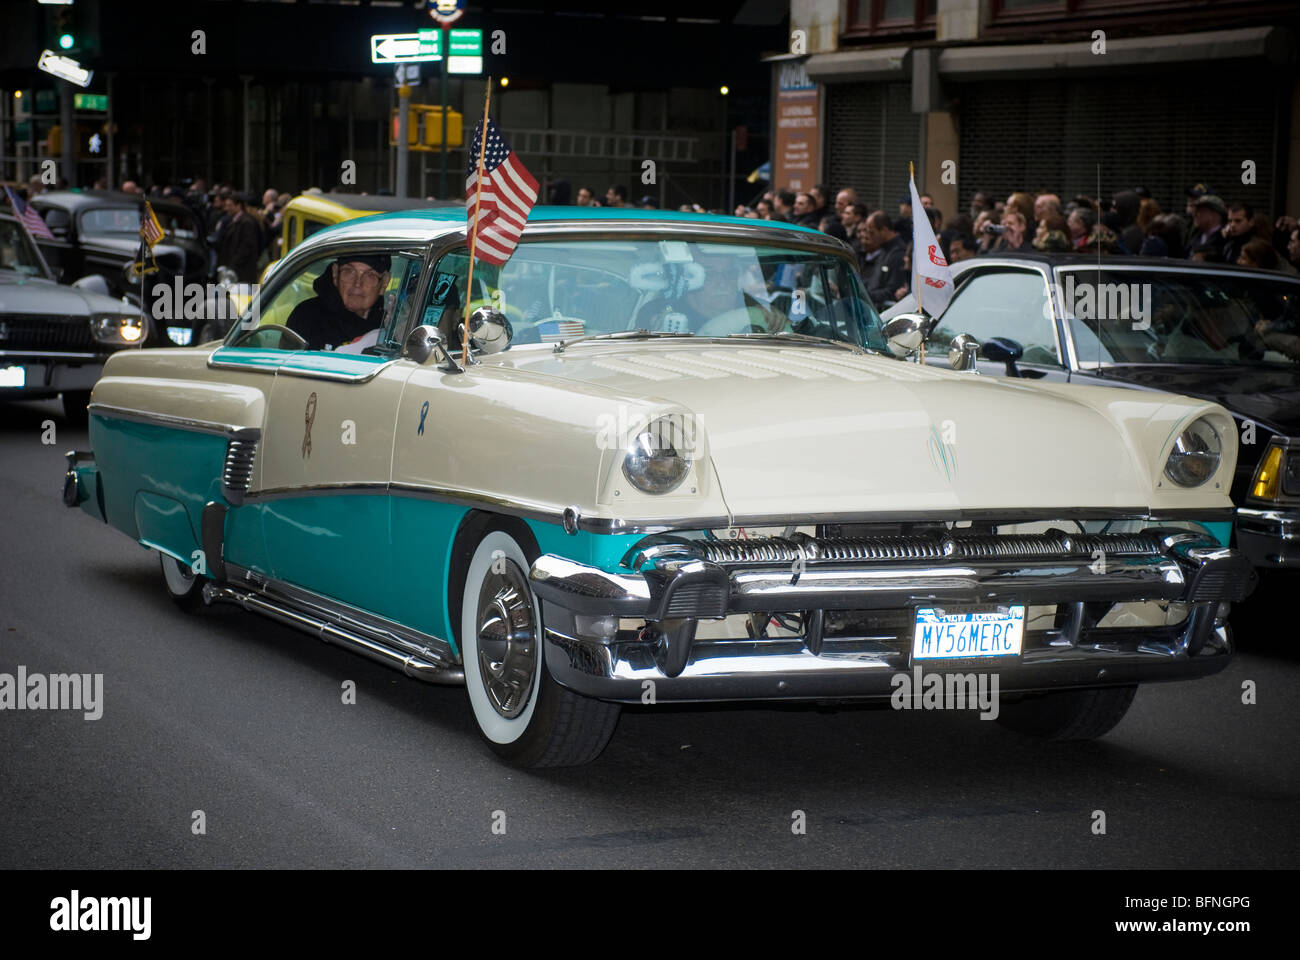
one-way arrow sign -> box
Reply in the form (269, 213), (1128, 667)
(370, 32), (442, 64)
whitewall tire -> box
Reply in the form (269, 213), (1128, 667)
(459, 527), (620, 767)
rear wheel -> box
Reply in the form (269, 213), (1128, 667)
(459, 527), (620, 767)
(159, 552), (208, 612)
(996, 685), (1137, 740)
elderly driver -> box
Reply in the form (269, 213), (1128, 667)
(286, 254), (390, 351)
(643, 250), (785, 335)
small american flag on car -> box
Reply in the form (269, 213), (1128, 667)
(537, 318), (585, 342)
(3, 186), (55, 239)
(140, 201), (165, 249)
(465, 117), (537, 266)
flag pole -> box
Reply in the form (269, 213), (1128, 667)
(463, 78), (493, 366)
(910, 161), (925, 364)
(909, 161), (922, 319)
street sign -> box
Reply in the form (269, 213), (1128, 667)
(447, 28), (482, 74)
(395, 63), (420, 84)
(37, 50), (92, 88)
(74, 93), (108, 111)
(428, 0), (465, 25)
(370, 32), (442, 64)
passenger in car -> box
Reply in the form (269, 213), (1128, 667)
(286, 254), (390, 351)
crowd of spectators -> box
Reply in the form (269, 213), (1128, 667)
(12, 170), (1300, 316)
(724, 181), (1300, 312)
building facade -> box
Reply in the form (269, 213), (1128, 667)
(773, 0), (1299, 222)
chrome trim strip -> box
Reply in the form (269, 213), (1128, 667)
(88, 402), (262, 440)
(206, 355), (405, 383)
(218, 562), (461, 677)
(1236, 506), (1300, 529)
(0, 350), (103, 359)
(244, 482), (391, 502)
(240, 481), (1235, 532)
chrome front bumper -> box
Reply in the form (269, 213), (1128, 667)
(529, 530), (1255, 703)
(1235, 506), (1300, 568)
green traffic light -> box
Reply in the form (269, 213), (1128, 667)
(59, 33), (74, 50)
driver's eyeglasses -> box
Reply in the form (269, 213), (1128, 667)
(338, 265), (383, 286)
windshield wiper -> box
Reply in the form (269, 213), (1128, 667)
(552, 328), (694, 354)
(720, 331), (863, 352)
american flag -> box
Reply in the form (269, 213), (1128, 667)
(537, 317), (585, 343)
(3, 186), (55, 240)
(465, 118), (537, 266)
(140, 201), (165, 249)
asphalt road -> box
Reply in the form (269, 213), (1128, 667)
(2, 397), (1298, 869)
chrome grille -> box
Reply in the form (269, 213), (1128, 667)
(0, 314), (96, 351)
(694, 531), (1162, 566)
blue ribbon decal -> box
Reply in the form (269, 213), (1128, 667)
(418, 400), (429, 436)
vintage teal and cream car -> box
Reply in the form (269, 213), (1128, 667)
(64, 207), (1257, 766)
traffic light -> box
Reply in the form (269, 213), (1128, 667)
(55, 8), (76, 51)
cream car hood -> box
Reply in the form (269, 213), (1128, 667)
(498, 342), (1237, 520)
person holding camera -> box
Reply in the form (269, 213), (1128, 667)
(991, 209), (1033, 252)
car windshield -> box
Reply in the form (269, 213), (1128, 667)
(81, 205), (200, 240)
(446, 238), (882, 349)
(0, 218), (46, 277)
(1065, 268), (1300, 368)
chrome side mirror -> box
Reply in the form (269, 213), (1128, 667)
(404, 324), (444, 364)
(948, 333), (980, 372)
(882, 313), (929, 359)
(468, 307), (513, 355)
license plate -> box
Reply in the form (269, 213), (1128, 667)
(0, 365), (25, 388)
(912, 606), (1025, 660)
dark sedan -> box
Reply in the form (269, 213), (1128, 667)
(0, 212), (147, 420)
(28, 190), (210, 347)
(884, 253), (1300, 569)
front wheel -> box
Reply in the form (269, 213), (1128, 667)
(996, 685), (1137, 740)
(460, 528), (620, 767)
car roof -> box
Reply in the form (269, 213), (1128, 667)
(30, 190), (194, 216)
(310, 204), (830, 245)
(290, 192), (462, 214)
(958, 250), (1294, 282)
(349, 204), (823, 230)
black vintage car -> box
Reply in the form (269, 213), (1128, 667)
(0, 211), (147, 421)
(884, 253), (1300, 569)
(28, 190), (211, 347)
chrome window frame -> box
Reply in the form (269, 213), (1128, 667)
(1052, 262), (1300, 373)
(940, 258), (1065, 369)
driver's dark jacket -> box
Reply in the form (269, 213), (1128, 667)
(286, 271), (385, 351)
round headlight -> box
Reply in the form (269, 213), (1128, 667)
(1165, 418), (1222, 487)
(622, 416), (693, 495)
(90, 313), (146, 344)
(119, 316), (145, 342)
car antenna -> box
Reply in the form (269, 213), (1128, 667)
(1096, 163), (1103, 376)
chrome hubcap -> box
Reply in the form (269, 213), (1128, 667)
(475, 559), (537, 719)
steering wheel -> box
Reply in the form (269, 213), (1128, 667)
(229, 323), (307, 351)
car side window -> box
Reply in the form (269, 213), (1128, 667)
(42, 207), (71, 238)
(230, 249), (423, 353)
(930, 269), (1061, 366)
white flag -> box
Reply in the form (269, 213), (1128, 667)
(909, 173), (953, 318)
